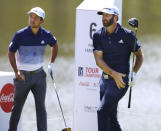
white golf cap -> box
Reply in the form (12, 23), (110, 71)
(97, 6), (119, 16)
(28, 7), (45, 19)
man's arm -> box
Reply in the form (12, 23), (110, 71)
(8, 51), (18, 73)
(93, 50), (126, 89)
(8, 51), (25, 81)
(50, 43), (58, 63)
(133, 48), (144, 73)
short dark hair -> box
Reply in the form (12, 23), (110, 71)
(40, 17), (43, 21)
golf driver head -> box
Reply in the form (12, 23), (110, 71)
(128, 18), (138, 28)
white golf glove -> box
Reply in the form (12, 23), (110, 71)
(128, 72), (136, 87)
(48, 62), (54, 75)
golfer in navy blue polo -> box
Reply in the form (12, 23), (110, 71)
(8, 7), (58, 131)
(93, 6), (144, 131)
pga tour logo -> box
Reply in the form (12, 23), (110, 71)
(78, 67), (84, 76)
(0, 83), (14, 113)
(78, 66), (101, 78)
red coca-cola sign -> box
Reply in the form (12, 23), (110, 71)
(0, 83), (14, 113)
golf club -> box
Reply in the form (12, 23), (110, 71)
(49, 71), (71, 131)
(128, 18), (139, 108)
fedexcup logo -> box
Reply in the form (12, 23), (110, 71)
(0, 83), (14, 113)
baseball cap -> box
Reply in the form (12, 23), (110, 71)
(97, 6), (119, 16)
(28, 7), (45, 20)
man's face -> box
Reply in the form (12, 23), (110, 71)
(102, 13), (115, 27)
(29, 13), (43, 28)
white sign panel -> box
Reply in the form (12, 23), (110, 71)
(0, 71), (21, 131)
(74, 0), (122, 131)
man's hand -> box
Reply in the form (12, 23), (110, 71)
(112, 72), (126, 89)
(15, 71), (25, 81)
(128, 72), (136, 87)
(48, 62), (54, 75)
(8, 51), (25, 81)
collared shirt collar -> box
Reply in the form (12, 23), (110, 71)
(103, 23), (120, 36)
(27, 26), (42, 36)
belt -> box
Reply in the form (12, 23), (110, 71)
(103, 72), (129, 80)
(103, 73), (113, 79)
(21, 67), (43, 74)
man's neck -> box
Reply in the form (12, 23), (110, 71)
(106, 23), (117, 34)
(31, 27), (40, 35)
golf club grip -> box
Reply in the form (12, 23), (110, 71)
(128, 86), (132, 108)
(50, 71), (54, 80)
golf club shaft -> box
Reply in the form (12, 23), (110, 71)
(128, 28), (137, 108)
(50, 72), (67, 128)
(128, 86), (132, 108)
(53, 82), (67, 128)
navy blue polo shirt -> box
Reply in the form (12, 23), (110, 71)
(9, 26), (57, 71)
(93, 23), (141, 74)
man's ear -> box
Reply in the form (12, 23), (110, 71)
(115, 15), (119, 21)
(40, 19), (44, 24)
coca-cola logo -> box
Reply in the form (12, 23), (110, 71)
(0, 83), (14, 113)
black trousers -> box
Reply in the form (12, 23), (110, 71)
(8, 68), (47, 131)
(97, 76), (129, 131)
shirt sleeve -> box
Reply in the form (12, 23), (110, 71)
(8, 32), (20, 52)
(129, 31), (141, 52)
(93, 32), (102, 52)
(47, 32), (57, 47)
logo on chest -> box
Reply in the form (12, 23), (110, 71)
(41, 40), (45, 44)
(118, 39), (124, 44)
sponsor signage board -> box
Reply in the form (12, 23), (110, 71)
(74, 0), (122, 131)
(0, 71), (21, 131)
